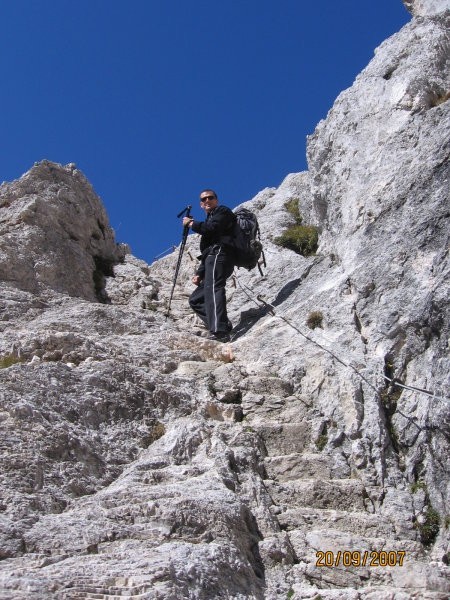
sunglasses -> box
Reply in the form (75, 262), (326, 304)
(200, 195), (216, 202)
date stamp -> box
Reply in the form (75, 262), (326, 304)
(315, 550), (406, 567)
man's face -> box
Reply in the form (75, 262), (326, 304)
(200, 191), (218, 214)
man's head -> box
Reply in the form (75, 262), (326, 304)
(199, 189), (219, 214)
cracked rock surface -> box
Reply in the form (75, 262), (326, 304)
(1, 1), (449, 598)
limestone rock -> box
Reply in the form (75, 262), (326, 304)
(404, 0), (450, 17)
(1, 1), (449, 598)
(0, 160), (120, 302)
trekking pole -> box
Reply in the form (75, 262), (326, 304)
(166, 205), (192, 318)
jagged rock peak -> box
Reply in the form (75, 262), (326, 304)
(404, 0), (450, 16)
(0, 160), (124, 301)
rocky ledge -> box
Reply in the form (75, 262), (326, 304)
(0, 1), (449, 598)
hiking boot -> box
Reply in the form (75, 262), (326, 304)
(206, 332), (231, 343)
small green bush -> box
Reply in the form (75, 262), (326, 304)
(315, 434), (328, 451)
(410, 481), (426, 494)
(285, 198), (302, 223)
(274, 198), (318, 256)
(418, 507), (440, 546)
(0, 354), (23, 369)
(143, 301), (158, 312)
(275, 225), (318, 256)
(307, 311), (323, 330)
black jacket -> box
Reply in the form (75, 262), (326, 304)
(191, 205), (236, 276)
(191, 205), (236, 253)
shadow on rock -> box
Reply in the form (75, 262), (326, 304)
(232, 278), (303, 340)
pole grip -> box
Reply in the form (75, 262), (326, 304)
(177, 205), (192, 218)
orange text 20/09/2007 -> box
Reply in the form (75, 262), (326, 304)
(315, 550), (406, 568)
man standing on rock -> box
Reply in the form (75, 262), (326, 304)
(182, 189), (236, 342)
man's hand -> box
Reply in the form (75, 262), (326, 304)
(183, 217), (194, 227)
(192, 275), (201, 286)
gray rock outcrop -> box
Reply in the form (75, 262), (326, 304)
(0, 1), (449, 598)
(404, 0), (449, 16)
(0, 161), (120, 302)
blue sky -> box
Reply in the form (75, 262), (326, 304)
(0, 1), (410, 264)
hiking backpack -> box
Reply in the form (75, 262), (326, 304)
(232, 207), (265, 274)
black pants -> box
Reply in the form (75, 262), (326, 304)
(189, 247), (234, 333)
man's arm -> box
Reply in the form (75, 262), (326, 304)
(191, 206), (235, 235)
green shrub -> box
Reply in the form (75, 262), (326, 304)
(275, 225), (318, 256)
(418, 507), (440, 546)
(285, 198), (302, 223)
(315, 434), (328, 451)
(410, 481), (426, 494)
(274, 198), (319, 256)
(0, 354), (23, 369)
(307, 311), (323, 330)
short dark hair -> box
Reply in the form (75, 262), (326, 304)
(199, 189), (218, 199)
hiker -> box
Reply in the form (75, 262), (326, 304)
(182, 189), (236, 342)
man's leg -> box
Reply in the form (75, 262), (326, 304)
(203, 249), (234, 334)
(189, 282), (208, 328)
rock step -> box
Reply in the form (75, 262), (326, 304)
(254, 423), (311, 456)
(242, 375), (294, 397)
(287, 526), (425, 563)
(287, 582), (450, 600)
(266, 478), (368, 511)
(54, 581), (154, 599)
(284, 528), (450, 592)
(294, 547), (450, 593)
(56, 592), (150, 600)
(264, 452), (332, 481)
(241, 393), (290, 420)
(276, 506), (405, 539)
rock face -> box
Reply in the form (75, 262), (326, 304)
(0, 161), (120, 302)
(0, 2), (449, 599)
(404, 0), (450, 16)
